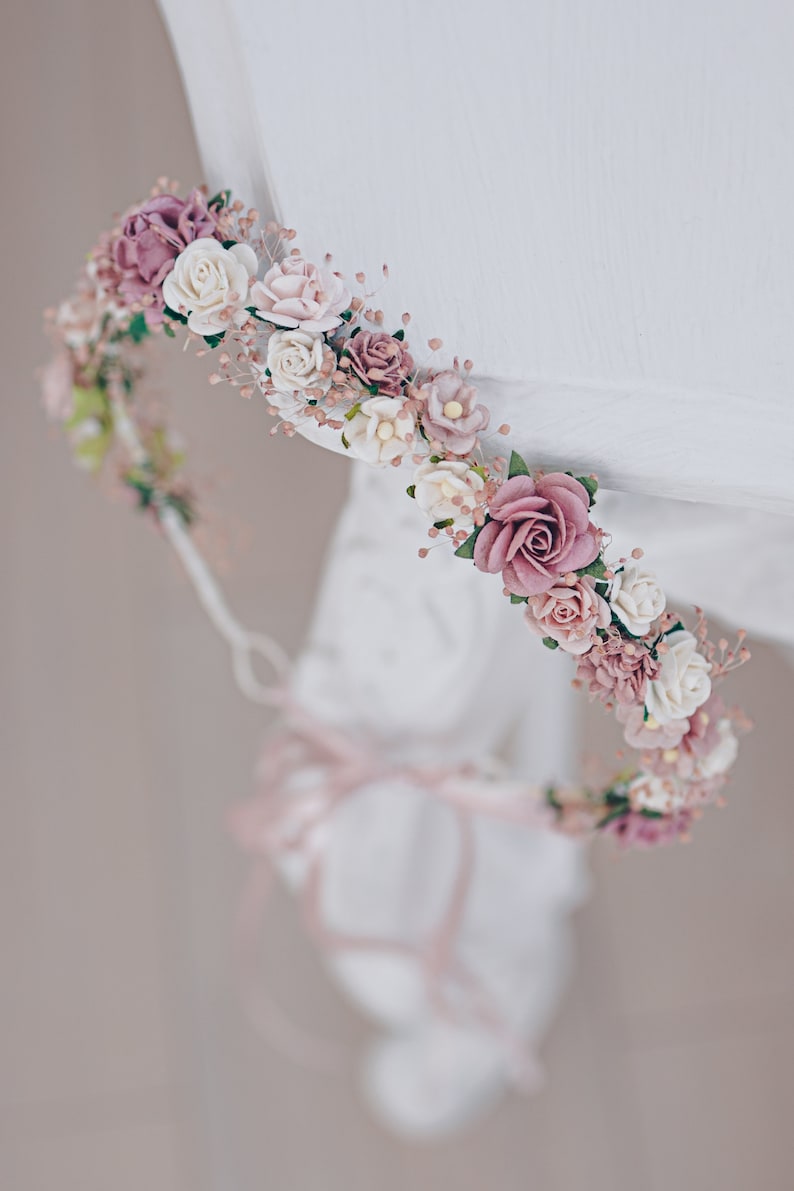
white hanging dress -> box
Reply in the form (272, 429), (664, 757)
(159, 0), (794, 1135)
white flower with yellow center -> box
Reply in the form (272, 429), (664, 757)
(343, 396), (416, 465)
(411, 459), (485, 527)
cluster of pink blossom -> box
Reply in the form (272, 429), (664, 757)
(43, 180), (752, 849)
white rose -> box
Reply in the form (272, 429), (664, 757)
(609, 561), (666, 637)
(412, 459), (485, 527)
(57, 260), (124, 349)
(266, 329), (332, 397)
(344, 396), (416, 465)
(629, 772), (687, 813)
(696, 719), (739, 779)
(162, 237), (257, 336)
(644, 629), (712, 725)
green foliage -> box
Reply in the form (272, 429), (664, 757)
(576, 474), (598, 506)
(577, 556), (608, 580)
(507, 450), (530, 479)
(454, 525), (483, 558)
(126, 312), (149, 343)
(163, 304), (188, 326)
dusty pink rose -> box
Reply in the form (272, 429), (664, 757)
(474, 473), (600, 596)
(114, 190), (220, 319)
(250, 257), (351, 333)
(616, 703), (689, 750)
(576, 635), (660, 706)
(603, 807), (693, 849)
(418, 371), (490, 456)
(524, 576), (610, 655)
(346, 331), (414, 396)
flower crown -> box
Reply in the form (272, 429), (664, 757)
(43, 180), (751, 849)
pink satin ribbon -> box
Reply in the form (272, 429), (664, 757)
(228, 691), (557, 1089)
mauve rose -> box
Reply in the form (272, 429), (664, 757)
(474, 473), (599, 596)
(576, 635), (660, 706)
(418, 371), (490, 456)
(346, 331), (414, 397)
(604, 807), (693, 849)
(114, 190), (220, 318)
(524, 576), (610, 655)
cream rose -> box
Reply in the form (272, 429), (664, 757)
(162, 238), (257, 335)
(696, 719), (739, 779)
(644, 629), (712, 725)
(609, 562), (666, 637)
(412, 459), (485, 528)
(344, 397), (415, 465)
(266, 329), (331, 396)
(629, 772), (687, 813)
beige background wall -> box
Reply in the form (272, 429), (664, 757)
(3, 3), (794, 1188)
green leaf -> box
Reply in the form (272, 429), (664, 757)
(162, 323), (176, 338)
(73, 430), (111, 472)
(576, 474), (598, 506)
(545, 786), (563, 812)
(203, 333), (225, 349)
(67, 385), (107, 427)
(510, 594), (529, 605)
(643, 704), (650, 722)
(639, 808), (665, 820)
(340, 309), (353, 322)
(610, 609), (642, 639)
(454, 525), (483, 559)
(576, 556), (607, 580)
(221, 239), (238, 250)
(507, 450), (530, 479)
(163, 304), (188, 326)
(393, 328), (405, 341)
(209, 189), (231, 209)
(164, 492), (195, 527)
(368, 383), (379, 396)
(429, 455), (442, 464)
(126, 311), (149, 343)
(664, 620), (685, 636)
(434, 518), (454, 530)
(471, 464), (488, 480)
(406, 485), (416, 499)
(597, 806), (631, 829)
(541, 636), (559, 650)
